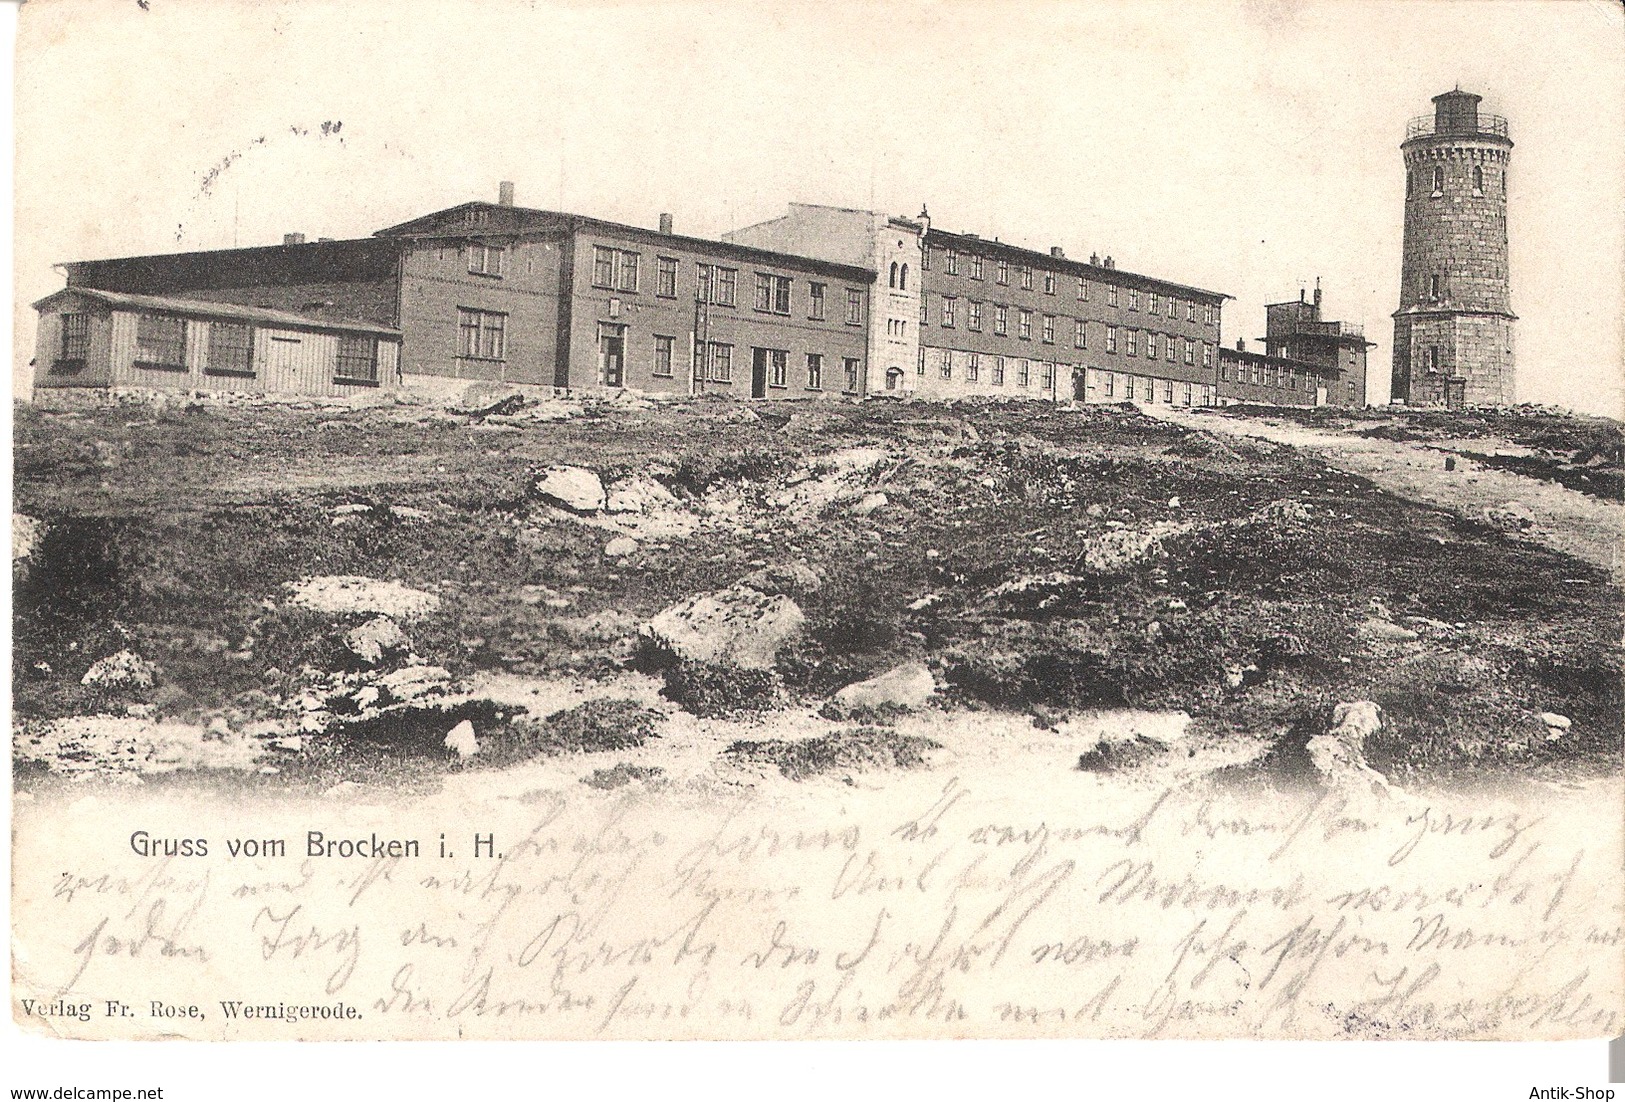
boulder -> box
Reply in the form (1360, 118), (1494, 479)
(1540, 712), (1572, 739)
(605, 477), (679, 515)
(444, 719), (478, 758)
(285, 576), (441, 620)
(1358, 618), (1420, 642)
(81, 650), (157, 690)
(1080, 525), (1173, 574)
(604, 536), (640, 558)
(454, 382), (527, 417)
(851, 492), (889, 517)
(343, 616), (411, 666)
(833, 662), (936, 711)
(739, 561), (822, 599)
(375, 664), (453, 703)
(531, 465), (606, 513)
(13, 513), (43, 565)
(641, 584), (805, 671)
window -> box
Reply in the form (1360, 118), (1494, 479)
(970, 255), (983, 280)
(968, 301), (983, 332)
(940, 349), (953, 379)
(1020, 265), (1033, 290)
(1043, 271), (1056, 295)
(1042, 315), (1055, 344)
(809, 282), (826, 320)
(942, 296), (957, 327)
(1429, 274), (1441, 300)
(997, 259), (1009, 285)
(1106, 326), (1118, 354)
(900, 265), (909, 290)
(136, 314), (186, 370)
(886, 319), (906, 338)
(1145, 332), (1157, 359)
(1018, 359), (1031, 387)
(1474, 165), (1485, 195)
(706, 341), (733, 382)
(806, 353), (823, 390)
(1078, 278), (1089, 301)
(653, 334), (675, 378)
(920, 295), (929, 324)
(1148, 293), (1159, 314)
(1203, 303), (1216, 325)
(946, 249), (959, 276)
(1202, 343), (1213, 368)
(1184, 339), (1194, 365)
(206, 322), (254, 376)
(657, 257), (678, 298)
(1104, 371), (1115, 398)
(768, 348), (789, 387)
(1187, 301), (1197, 322)
(1183, 381), (1193, 406)
(755, 273), (792, 314)
(844, 357), (861, 393)
(697, 264), (735, 305)
(1164, 379), (1175, 403)
(334, 335), (378, 382)
(917, 349), (926, 376)
(1042, 362), (1056, 390)
(1167, 296), (1178, 319)
(1407, 169), (1414, 198)
(967, 352), (980, 382)
(993, 356), (1006, 385)
(468, 242), (506, 277)
(889, 262), (899, 289)
(994, 304), (1008, 335)
(1124, 375), (1135, 400)
(1427, 345), (1441, 373)
(1432, 165), (1444, 195)
(846, 289), (864, 325)
(1126, 329), (1138, 357)
(591, 246), (639, 292)
(458, 308), (507, 360)
(921, 247), (932, 271)
(1018, 309), (1033, 340)
(58, 312), (90, 368)
(1166, 334), (1176, 362)
(1074, 319), (1087, 349)
(1128, 289), (1140, 311)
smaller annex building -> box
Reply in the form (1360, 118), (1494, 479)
(1216, 341), (1340, 407)
(32, 287), (403, 396)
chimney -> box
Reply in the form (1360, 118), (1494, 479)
(283, 233), (306, 246)
(1050, 246), (1065, 258)
(498, 181), (515, 207)
(1313, 278), (1322, 310)
(658, 212), (673, 235)
(1089, 252), (1100, 266)
(1104, 255), (1114, 269)
(1236, 338), (1246, 352)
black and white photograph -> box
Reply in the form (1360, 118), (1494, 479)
(6, 0), (1623, 1097)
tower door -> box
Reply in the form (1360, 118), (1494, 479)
(1445, 377), (1466, 409)
(597, 323), (626, 388)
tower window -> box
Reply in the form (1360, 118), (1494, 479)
(1432, 166), (1444, 195)
(1429, 274), (1440, 300)
(899, 264), (909, 291)
(1406, 169), (1414, 198)
(889, 262), (898, 289)
(1473, 165), (1484, 195)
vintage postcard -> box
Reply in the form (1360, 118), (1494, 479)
(8, 0), (1624, 1089)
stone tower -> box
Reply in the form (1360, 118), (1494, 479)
(1390, 89), (1515, 407)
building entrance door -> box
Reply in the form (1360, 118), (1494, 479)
(1073, 370), (1088, 402)
(1445, 377), (1466, 409)
(597, 324), (626, 387)
(750, 348), (768, 398)
(268, 335), (303, 392)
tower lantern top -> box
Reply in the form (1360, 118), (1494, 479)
(1433, 89), (1483, 134)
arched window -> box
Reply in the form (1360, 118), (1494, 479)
(1432, 166), (1444, 194)
(1406, 169), (1414, 197)
(888, 262), (898, 289)
(1473, 165), (1484, 195)
(899, 264), (909, 291)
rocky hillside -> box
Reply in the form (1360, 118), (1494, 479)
(12, 391), (1621, 792)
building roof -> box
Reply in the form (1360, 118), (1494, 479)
(374, 202), (878, 283)
(923, 226), (1229, 304)
(34, 287), (404, 338)
(60, 237), (401, 293)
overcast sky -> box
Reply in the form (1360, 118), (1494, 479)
(12, 0), (1624, 414)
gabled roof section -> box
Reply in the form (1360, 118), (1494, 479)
(34, 287), (403, 338)
(376, 202), (877, 282)
(61, 238), (401, 294)
(926, 226), (1229, 304)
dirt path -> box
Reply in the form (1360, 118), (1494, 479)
(1149, 405), (1624, 582)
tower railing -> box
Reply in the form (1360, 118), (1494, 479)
(1405, 114), (1509, 141)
